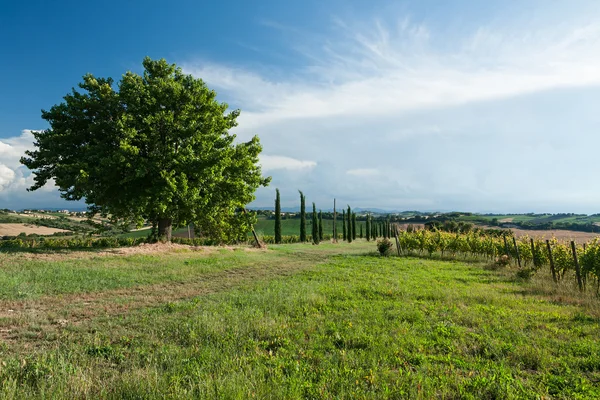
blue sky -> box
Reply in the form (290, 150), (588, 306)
(2, 0), (600, 213)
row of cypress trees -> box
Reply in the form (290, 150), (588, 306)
(274, 189), (393, 244)
(274, 189), (325, 244)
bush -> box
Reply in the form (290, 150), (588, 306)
(516, 268), (535, 281)
(377, 238), (393, 256)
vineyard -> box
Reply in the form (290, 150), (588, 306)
(389, 228), (600, 294)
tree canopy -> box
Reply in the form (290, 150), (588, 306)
(21, 57), (270, 241)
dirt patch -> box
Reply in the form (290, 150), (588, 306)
(510, 228), (600, 242)
(498, 218), (514, 223)
(0, 223), (69, 236)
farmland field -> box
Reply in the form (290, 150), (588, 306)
(480, 225), (600, 242)
(0, 223), (70, 236)
(0, 241), (599, 398)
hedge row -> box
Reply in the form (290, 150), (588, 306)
(0, 237), (147, 249)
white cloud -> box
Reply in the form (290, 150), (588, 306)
(0, 130), (65, 209)
(183, 9), (600, 212)
(0, 130), (36, 192)
(186, 14), (600, 130)
(260, 155), (317, 171)
(0, 164), (15, 190)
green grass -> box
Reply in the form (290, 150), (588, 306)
(0, 242), (599, 398)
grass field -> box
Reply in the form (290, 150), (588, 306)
(0, 242), (599, 398)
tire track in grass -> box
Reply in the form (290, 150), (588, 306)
(0, 244), (367, 347)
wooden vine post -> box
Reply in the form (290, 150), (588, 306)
(570, 241), (584, 292)
(243, 208), (263, 248)
(503, 235), (510, 257)
(512, 236), (522, 268)
(545, 240), (558, 283)
(530, 238), (537, 268)
(393, 225), (402, 256)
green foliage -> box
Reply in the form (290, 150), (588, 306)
(21, 57), (270, 241)
(347, 206), (352, 243)
(376, 238), (393, 256)
(392, 229), (600, 295)
(352, 212), (357, 240)
(318, 210), (323, 241)
(0, 236), (147, 250)
(342, 210), (346, 241)
(274, 189), (282, 244)
(311, 203), (319, 245)
(299, 191), (306, 242)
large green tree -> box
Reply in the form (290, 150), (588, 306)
(21, 57), (270, 241)
(299, 190), (306, 242)
(274, 188), (281, 244)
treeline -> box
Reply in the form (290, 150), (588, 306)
(0, 236), (147, 250)
(409, 212), (600, 234)
(271, 189), (404, 245)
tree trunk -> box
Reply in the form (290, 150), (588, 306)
(158, 218), (172, 242)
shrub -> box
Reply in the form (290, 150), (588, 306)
(377, 238), (393, 256)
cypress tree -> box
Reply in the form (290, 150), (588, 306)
(352, 213), (357, 240)
(274, 188), (282, 244)
(312, 203), (319, 244)
(360, 224), (363, 239)
(318, 210), (323, 241)
(333, 199), (337, 242)
(342, 210), (346, 240)
(371, 217), (376, 239)
(366, 215), (371, 241)
(347, 206), (352, 243)
(299, 190), (306, 242)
